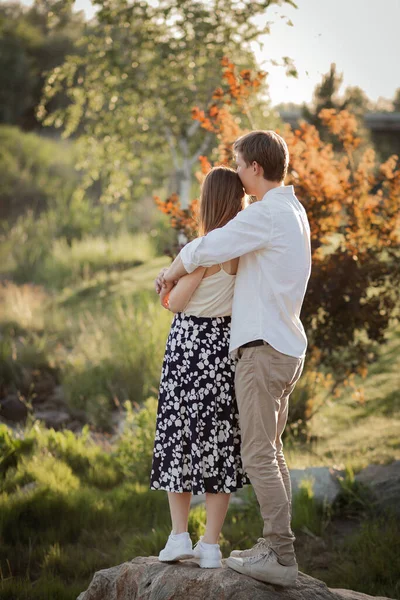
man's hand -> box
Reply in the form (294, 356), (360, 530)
(155, 268), (169, 295)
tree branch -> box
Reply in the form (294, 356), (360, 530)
(187, 119), (201, 138)
(164, 125), (180, 170)
(189, 133), (213, 167)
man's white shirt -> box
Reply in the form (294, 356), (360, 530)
(180, 185), (312, 358)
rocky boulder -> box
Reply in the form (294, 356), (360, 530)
(290, 467), (344, 505)
(0, 394), (28, 422)
(355, 461), (400, 517)
(77, 556), (395, 600)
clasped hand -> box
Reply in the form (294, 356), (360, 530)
(155, 268), (176, 310)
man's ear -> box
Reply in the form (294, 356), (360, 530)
(252, 161), (263, 177)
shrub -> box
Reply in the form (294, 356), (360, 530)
(0, 126), (78, 224)
(157, 61), (400, 393)
(6, 210), (55, 283)
(114, 398), (158, 485)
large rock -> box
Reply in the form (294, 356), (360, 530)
(191, 490), (245, 508)
(34, 408), (71, 429)
(192, 468), (344, 509)
(290, 467), (344, 505)
(0, 394), (28, 422)
(77, 556), (395, 600)
(355, 461), (400, 517)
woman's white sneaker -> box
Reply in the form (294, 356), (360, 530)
(193, 537), (223, 568)
(158, 531), (194, 562)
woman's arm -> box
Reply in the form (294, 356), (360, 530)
(160, 283), (173, 310)
(167, 266), (206, 313)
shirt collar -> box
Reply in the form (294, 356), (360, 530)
(262, 185), (294, 201)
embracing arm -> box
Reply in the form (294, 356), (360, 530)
(164, 202), (272, 283)
(162, 266), (206, 313)
(164, 253), (189, 285)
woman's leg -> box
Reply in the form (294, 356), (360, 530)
(203, 492), (231, 544)
(167, 491), (192, 533)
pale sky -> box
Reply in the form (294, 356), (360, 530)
(18, 0), (400, 106)
(253, 0), (400, 106)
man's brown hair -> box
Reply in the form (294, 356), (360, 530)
(233, 130), (289, 182)
(199, 166), (244, 236)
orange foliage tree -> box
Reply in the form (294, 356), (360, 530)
(156, 59), (400, 403)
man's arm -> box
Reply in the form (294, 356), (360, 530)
(177, 201), (272, 277)
(164, 253), (189, 284)
(167, 266), (206, 312)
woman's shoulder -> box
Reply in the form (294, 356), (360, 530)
(221, 257), (239, 275)
(203, 258), (238, 279)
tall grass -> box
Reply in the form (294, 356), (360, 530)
(39, 232), (157, 289)
(0, 420), (170, 598)
(0, 281), (49, 332)
(62, 296), (171, 428)
(0, 281), (63, 394)
(0, 236), (171, 427)
(314, 517), (400, 599)
(4, 225), (158, 290)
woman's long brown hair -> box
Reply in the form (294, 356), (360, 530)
(198, 166), (245, 236)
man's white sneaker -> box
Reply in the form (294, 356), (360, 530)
(193, 536), (223, 568)
(226, 547), (298, 587)
(158, 531), (194, 562)
(230, 537), (271, 559)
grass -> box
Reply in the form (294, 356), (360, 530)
(0, 420), (171, 598)
(60, 297), (171, 427)
(0, 576), (83, 600)
(284, 326), (400, 472)
(0, 358), (398, 598)
(34, 232), (157, 290)
(1, 236), (171, 427)
(313, 516), (400, 599)
(0, 232), (399, 598)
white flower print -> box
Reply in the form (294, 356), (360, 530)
(150, 313), (250, 495)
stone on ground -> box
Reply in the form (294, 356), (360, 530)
(77, 556), (395, 600)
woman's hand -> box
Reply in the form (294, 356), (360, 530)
(155, 267), (169, 295)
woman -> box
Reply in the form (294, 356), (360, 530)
(150, 166), (249, 568)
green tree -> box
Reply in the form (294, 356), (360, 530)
(303, 63), (371, 146)
(0, 0), (85, 130)
(342, 85), (370, 117)
(39, 0), (294, 208)
(303, 63), (344, 128)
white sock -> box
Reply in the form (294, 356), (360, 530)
(200, 539), (219, 547)
(170, 531), (189, 539)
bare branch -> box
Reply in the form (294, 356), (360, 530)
(189, 133), (213, 166)
(164, 125), (180, 170)
(187, 119), (201, 138)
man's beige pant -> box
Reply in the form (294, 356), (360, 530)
(235, 343), (304, 567)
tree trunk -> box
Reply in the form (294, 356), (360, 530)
(178, 172), (191, 209)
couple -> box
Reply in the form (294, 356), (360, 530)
(151, 130), (311, 587)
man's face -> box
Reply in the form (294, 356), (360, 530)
(235, 152), (257, 195)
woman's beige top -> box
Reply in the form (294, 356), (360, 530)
(183, 265), (236, 318)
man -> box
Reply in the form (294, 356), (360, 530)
(155, 130), (311, 586)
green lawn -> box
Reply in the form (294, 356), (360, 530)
(1, 241), (399, 599)
(287, 326), (400, 472)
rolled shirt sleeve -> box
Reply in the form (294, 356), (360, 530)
(180, 201), (273, 273)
